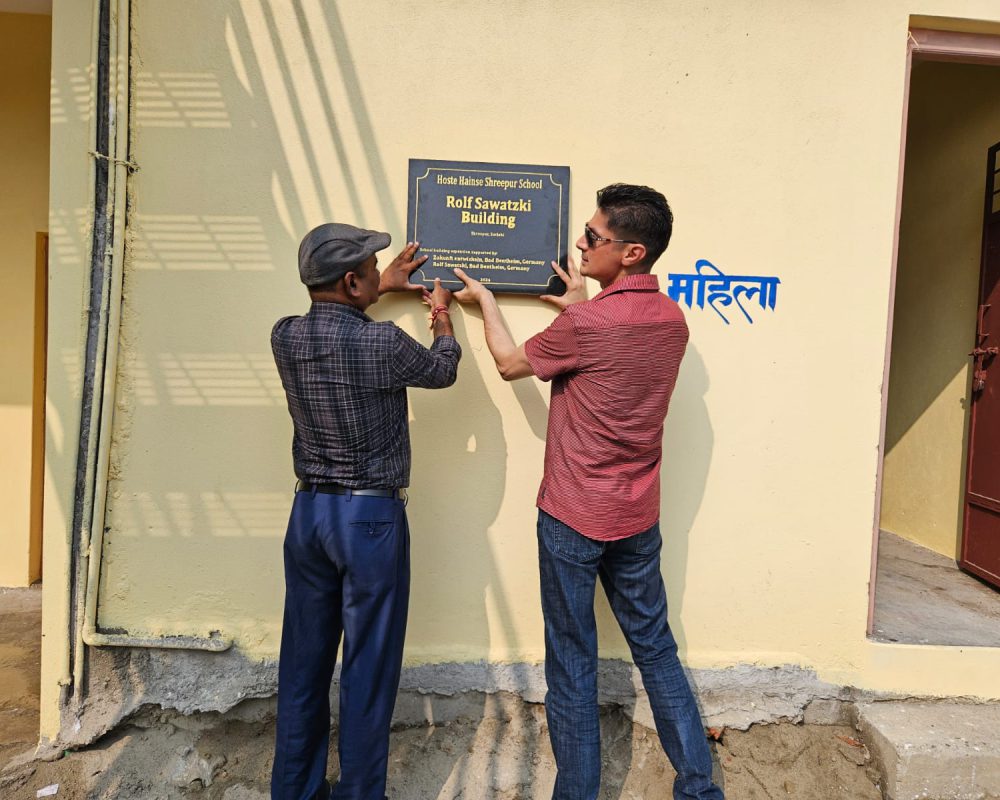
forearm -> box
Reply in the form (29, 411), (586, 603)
(450, 268), (533, 380)
(431, 309), (454, 339)
(478, 292), (516, 362)
(477, 292), (532, 380)
(417, 308), (458, 388)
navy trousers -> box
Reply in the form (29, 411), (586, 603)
(271, 489), (410, 800)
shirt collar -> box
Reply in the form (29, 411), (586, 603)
(308, 300), (372, 322)
(593, 272), (660, 301)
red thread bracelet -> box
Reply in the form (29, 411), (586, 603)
(429, 305), (450, 327)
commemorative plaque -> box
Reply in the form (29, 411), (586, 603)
(406, 159), (570, 295)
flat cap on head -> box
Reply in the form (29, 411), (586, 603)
(297, 222), (391, 286)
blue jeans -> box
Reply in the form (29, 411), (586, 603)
(271, 490), (409, 800)
(537, 510), (724, 800)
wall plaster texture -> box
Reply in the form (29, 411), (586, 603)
(47, 654), (872, 754)
(41, 0), (1000, 749)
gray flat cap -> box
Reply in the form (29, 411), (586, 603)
(298, 223), (391, 286)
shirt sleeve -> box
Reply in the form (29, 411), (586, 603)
(524, 311), (580, 381)
(389, 327), (462, 389)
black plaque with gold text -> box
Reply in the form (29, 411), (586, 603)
(406, 159), (570, 295)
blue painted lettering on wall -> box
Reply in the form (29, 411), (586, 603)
(667, 260), (780, 324)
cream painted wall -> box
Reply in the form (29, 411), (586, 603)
(38, 0), (92, 741)
(881, 61), (1000, 558)
(41, 1), (1000, 741)
(0, 12), (50, 587)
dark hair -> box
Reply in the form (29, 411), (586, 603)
(596, 183), (673, 268)
(307, 256), (374, 295)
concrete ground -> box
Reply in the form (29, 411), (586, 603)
(0, 586), (890, 799)
(2, 705), (881, 800)
(7, 558), (1000, 798)
(857, 702), (1000, 800)
(872, 530), (1000, 647)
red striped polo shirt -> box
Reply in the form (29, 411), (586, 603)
(524, 273), (689, 541)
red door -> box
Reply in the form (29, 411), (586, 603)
(961, 140), (1000, 589)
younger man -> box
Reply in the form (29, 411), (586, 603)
(453, 184), (723, 799)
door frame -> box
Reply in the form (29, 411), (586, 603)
(29, 232), (48, 583)
(869, 26), (1000, 634)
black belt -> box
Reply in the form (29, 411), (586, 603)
(296, 481), (405, 499)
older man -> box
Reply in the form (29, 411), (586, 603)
(270, 224), (459, 800)
(453, 184), (724, 800)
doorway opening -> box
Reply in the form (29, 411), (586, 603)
(871, 26), (1000, 646)
(0, 5), (51, 590)
(0, 1), (52, 771)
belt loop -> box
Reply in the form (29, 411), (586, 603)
(346, 488), (353, 503)
(310, 481), (317, 496)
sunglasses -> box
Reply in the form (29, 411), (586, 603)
(583, 224), (638, 248)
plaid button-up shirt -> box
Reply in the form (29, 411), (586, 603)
(272, 301), (461, 488)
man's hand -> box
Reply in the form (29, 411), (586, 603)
(425, 277), (453, 309)
(451, 268), (491, 305)
(379, 241), (429, 296)
(540, 257), (587, 310)
(422, 278), (454, 336)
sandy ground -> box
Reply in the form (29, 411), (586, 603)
(1, 588), (882, 799)
(0, 587), (42, 771)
